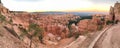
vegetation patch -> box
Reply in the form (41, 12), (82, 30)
(106, 20), (114, 25)
(0, 14), (6, 23)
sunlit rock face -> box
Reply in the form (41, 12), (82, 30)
(92, 14), (105, 25)
(78, 19), (91, 32)
(0, 3), (11, 23)
(87, 21), (98, 32)
(78, 20), (94, 33)
(77, 19), (98, 32)
(114, 2), (120, 21)
(110, 1), (120, 21)
(12, 13), (30, 30)
(92, 14), (107, 28)
(77, 14), (107, 34)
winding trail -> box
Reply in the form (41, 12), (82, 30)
(94, 23), (120, 48)
(62, 22), (120, 48)
(63, 24), (112, 48)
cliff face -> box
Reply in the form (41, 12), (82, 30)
(77, 14), (106, 33)
(0, 2), (29, 48)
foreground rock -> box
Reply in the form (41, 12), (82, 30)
(0, 25), (28, 48)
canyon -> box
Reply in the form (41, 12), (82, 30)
(0, 1), (120, 48)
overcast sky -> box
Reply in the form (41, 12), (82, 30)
(1, 0), (119, 12)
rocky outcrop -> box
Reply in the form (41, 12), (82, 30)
(78, 19), (91, 32)
(12, 13), (30, 29)
(77, 19), (98, 33)
(114, 1), (120, 21)
(109, 1), (120, 21)
(0, 4), (10, 15)
(77, 14), (107, 34)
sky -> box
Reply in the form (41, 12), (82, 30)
(1, 0), (119, 12)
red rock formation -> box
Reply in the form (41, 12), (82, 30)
(109, 1), (120, 21)
(78, 19), (91, 32)
(12, 13), (30, 29)
(114, 2), (120, 21)
(77, 14), (107, 34)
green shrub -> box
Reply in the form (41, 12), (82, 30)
(28, 23), (44, 42)
(19, 27), (28, 37)
(0, 14), (6, 23)
(106, 20), (114, 25)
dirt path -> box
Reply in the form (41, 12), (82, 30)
(94, 23), (120, 48)
(62, 25), (110, 48)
